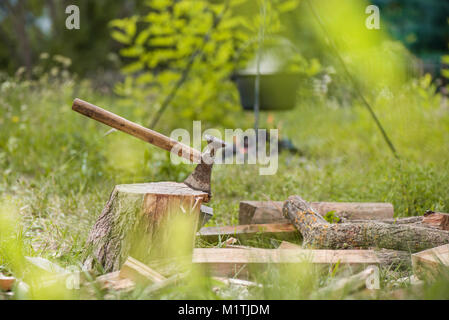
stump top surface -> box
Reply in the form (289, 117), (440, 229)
(115, 182), (209, 198)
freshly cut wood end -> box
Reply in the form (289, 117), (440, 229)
(197, 223), (297, 241)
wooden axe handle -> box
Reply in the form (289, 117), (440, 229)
(72, 98), (202, 163)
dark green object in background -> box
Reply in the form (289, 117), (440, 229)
(232, 73), (303, 111)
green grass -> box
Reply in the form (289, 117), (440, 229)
(1, 70), (449, 299)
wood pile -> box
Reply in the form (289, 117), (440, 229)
(86, 195), (449, 297)
(3, 193), (448, 300)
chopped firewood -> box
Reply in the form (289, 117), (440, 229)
(213, 277), (262, 288)
(412, 244), (449, 280)
(278, 241), (411, 269)
(0, 274), (15, 291)
(119, 257), (166, 284)
(370, 248), (411, 269)
(422, 211), (449, 231)
(223, 244), (254, 249)
(25, 256), (66, 273)
(283, 195), (449, 252)
(142, 273), (186, 295)
(83, 182), (208, 273)
(224, 237), (238, 246)
(192, 248), (379, 279)
(350, 216), (423, 224)
(197, 223), (297, 241)
(239, 201), (394, 225)
(96, 271), (135, 292)
(314, 266), (379, 297)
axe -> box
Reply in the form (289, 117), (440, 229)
(71, 98), (226, 201)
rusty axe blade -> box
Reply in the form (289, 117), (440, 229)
(71, 99), (226, 197)
(183, 135), (226, 196)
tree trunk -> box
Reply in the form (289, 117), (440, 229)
(283, 196), (449, 253)
(83, 182), (209, 273)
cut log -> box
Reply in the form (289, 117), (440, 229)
(197, 223), (297, 242)
(141, 273), (185, 295)
(239, 201), (394, 225)
(278, 241), (411, 269)
(119, 257), (166, 284)
(278, 240), (300, 249)
(314, 266), (378, 298)
(355, 214), (449, 230)
(283, 195), (449, 252)
(422, 212), (449, 231)
(0, 274), (15, 291)
(192, 248), (379, 278)
(412, 244), (449, 280)
(83, 182), (209, 273)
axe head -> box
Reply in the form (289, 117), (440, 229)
(184, 135), (226, 198)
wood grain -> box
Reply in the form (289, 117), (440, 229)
(422, 212), (449, 231)
(197, 223), (297, 241)
(239, 200), (394, 225)
(72, 99), (202, 163)
(192, 248), (379, 278)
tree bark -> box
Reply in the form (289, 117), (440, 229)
(283, 196), (449, 253)
(83, 182), (208, 273)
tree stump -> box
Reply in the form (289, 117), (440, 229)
(83, 182), (209, 273)
(283, 195), (449, 253)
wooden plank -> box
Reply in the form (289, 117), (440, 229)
(197, 223), (297, 241)
(412, 244), (449, 280)
(278, 240), (301, 249)
(422, 212), (449, 231)
(278, 241), (411, 268)
(119, 257), (166, 284)
(192, 248), (379, 278)
(239, 201), (394, 225)
(96, 271), (135, 292)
